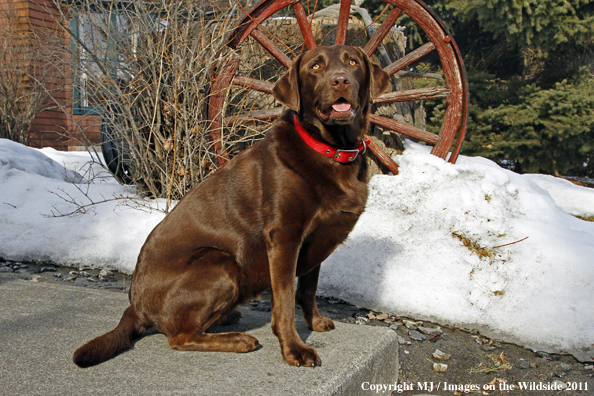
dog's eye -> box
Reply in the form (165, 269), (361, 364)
(312, 63), (320, 70)
(349, 59), (357, 66)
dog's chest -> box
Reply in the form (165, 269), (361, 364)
(295, 191), (365, 277)
(304, 180), (367, 245)
(321, 173), (368, 216)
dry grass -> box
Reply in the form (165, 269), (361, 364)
(50, 0), (250, 205)
(451, 231), (495, 259)
(576, 215), (594, 222)
(469, 352), (512, 374)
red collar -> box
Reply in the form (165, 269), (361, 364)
(293, 115), (369, 164)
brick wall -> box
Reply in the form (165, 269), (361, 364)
(0, 0), (101, 150)
(69, 113), (102, 149)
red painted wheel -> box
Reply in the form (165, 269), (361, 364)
(208, 0), (469, 172)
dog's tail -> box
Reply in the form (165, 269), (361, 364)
(73, 305), (144, 368)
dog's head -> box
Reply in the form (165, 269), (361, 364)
(273, 45), (390, 146)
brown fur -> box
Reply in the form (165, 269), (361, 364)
(73, 45), (389, 368)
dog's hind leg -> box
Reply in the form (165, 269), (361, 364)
(209, 308), (242, 327)
(162, 249), (259, 353)
(167, 305), (259, 353)
(169, 332), (260, 352)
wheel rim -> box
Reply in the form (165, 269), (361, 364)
(208, 0), (469, 170)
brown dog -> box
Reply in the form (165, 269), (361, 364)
(73, 44), (389, 368)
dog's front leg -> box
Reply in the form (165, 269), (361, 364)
(296, 265), (335, 332)
(265, 230), (322, 367)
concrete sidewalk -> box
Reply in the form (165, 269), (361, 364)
(0, 277), (398, 396)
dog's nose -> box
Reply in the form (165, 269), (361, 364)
(331, 73), (351, 90)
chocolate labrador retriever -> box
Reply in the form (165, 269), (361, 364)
(73, 44), (389, 368)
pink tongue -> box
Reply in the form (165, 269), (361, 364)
(332, 102), (351, 112)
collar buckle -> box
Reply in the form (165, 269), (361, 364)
(333, 148), (361, 162)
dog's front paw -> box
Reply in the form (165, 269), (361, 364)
(233, 333), (261, 353)
(282, 342), (322, 367)
(311, 315), (335, 332)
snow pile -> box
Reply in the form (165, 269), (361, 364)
(0, 139), (84, 183)
(318, 142), (594, 361)
(38, 146), (118, 185)
(523, 174), (594, 218)
(0, 139), (166, 270)
(1, 138), (593, 361)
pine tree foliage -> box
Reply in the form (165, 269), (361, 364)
(443, 0), (594, 53)
(429, 0), (594, 177)
(465, 69), (594, 176)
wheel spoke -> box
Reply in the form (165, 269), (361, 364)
(229, 0), (297, 49)
(397, 70), (444, 80)
(384, 42), (435, 76)
(374, 86), (450, 104)
(335, 0), (352, 45)
(231, 75), (274, 94)
(224, 108), (283, 127)
(250, 29), (293, 69)
(208, 56), (241, 165)
(364, 7), (402, 57)
(293, 2), (317, 50)
(370, 114), (438, 144)
(366, 136), (400, 175)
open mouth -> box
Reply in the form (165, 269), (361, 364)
(318, 98), (355, 122)
(332, 98), (352, 113)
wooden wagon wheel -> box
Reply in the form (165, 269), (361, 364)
(208, 0), (469, 173)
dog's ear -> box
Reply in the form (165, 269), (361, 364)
(354, 47), (390, 101)
(370, 60), (390, 100)
(273, 54), (302, 112)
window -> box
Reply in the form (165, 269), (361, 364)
(70, 9), (132, 115)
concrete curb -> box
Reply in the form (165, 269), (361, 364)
(0, 278), (398, 395)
